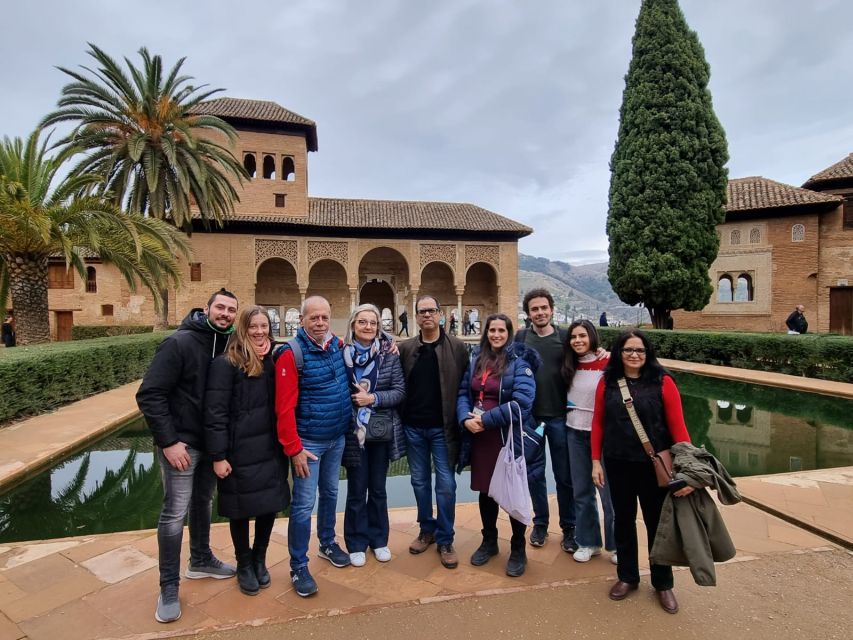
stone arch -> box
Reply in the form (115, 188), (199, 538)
(463, 261), (499, 330)
(308, 259), (350, 334)
(420, 261), (456, 315)
(256, 258), (300, 337)
(282, 156), (296, 181)
(360, 281), (395, 324)
(359, 247), (409, 330)
(735, 273), (753, 302)
(717, 274), (733, 302)
(243, 153), (257, 178)
(262, 154), (276, 179)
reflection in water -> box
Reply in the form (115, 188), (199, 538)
(1, 374), (851, 542)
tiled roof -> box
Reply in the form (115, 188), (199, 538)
(189, 98), (315, 126)
(726, 176), (841, 213)
(802, 153), (853, 188)
(213, 197), (532, 236)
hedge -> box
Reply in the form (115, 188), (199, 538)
(0, 331), (170, 424)
(595, 327), (853, 383)
(72, 325), (154, 340)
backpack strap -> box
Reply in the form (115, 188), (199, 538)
(273, 339), (303, 373)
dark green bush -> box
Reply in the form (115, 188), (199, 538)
(596, 327), (853, 382)
(72, 325), (154, 340)
(0, 332), (170, 424)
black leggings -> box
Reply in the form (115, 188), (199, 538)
(478, 493), (526, 548)
(229, 513), (276, 556)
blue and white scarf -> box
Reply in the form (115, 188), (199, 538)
(343, 339), (382, 447)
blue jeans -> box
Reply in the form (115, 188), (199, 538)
(288, 435), (346, 570)
(156, 445), (216, 587)
(567, 428), (615, 549)
(528, 416), (576, 531)
(404, 425), (457, 545)
(344, 441), (391, 552)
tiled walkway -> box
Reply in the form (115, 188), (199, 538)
(0, 485), (845, 640)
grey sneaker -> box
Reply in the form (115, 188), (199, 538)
(155, 583), (181, 623)
(185, 556), (237, 579)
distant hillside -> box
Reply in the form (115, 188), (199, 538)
(518, 254), (646, 324)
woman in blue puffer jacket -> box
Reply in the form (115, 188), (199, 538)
(457, 313), (540, 577)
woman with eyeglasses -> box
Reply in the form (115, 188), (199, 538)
(590, 329), (692, 614)
(341, 303), (406, 567)
(457, 313), (541, 577)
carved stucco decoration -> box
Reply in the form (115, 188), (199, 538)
(465, 244), (500, 270)
(420, 243), (456, 270)
(307, 240), (348, 267)
(255, 239), (297, 268)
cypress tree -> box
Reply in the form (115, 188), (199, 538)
(607, 0), (728, 329)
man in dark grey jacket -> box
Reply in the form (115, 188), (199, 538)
(136, 289), (238, 624)
(398, 295), (468, 570)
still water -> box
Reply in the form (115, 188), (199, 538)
(1, 372), (851, 543)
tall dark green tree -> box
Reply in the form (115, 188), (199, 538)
(607, 0), (728, 329)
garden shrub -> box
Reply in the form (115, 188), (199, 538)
(72, 325), (154, 340)
(0, 332), (169, 424)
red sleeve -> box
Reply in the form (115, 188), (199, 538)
(591, 378), (607, 460)
(662, 376), (691, 444)
(274, 349), (303, 457)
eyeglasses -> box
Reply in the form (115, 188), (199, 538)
(355, 319), (378, 327)
(417, 308), (440, 316)
(621, 347), (647, 356)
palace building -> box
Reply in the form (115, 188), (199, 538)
(671, 157), (853, 335)
(46, 98), (532, 340)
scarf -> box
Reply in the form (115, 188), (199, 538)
(252, 337), (271, 359)
(343, 338), (382, 447)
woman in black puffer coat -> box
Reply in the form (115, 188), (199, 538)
(341, 303), (406, 567)
(205, 305), (290, 596)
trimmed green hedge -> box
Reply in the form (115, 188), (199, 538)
(596, 327), (853, 382)
(72, 325), (154, 340)
(0, 332), (170, 424)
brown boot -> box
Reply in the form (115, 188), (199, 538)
(657, 589), (678, 614)
(437, 544), (458, 569)
(608, 580), (639, 601)
(409, 531), (435, 554)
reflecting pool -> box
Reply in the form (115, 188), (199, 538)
(1, 372), (850, 542)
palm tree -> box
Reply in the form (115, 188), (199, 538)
(42, 44), (247, 326)
(0, 128), (190, 344)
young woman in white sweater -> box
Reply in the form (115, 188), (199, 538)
(563, 320), (616, 564)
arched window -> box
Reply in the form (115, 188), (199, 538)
(716, 400), (732, 422)
(730, 229), (741, 245)
(282, 156), (296, 181)
(792, 224), (805, 242)
(736, 404), (753, 424)
(717, 275), (733, 302)
(85, 266), (97, 293)
(262, 155), (276, 179)
(284, 308), (300, 336)
(749, 228), (760, 244)
(243, 153), (257, 178)
(735, 273), (753, 302)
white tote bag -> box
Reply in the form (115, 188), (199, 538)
(488, 401), (532, 525)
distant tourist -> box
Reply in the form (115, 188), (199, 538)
(398, 309), (409, 337)
(2, 313), (15, 347)
(341, 304), (406, 568)
(785, 305), (808, 334)
(136, 288), (240, 624)
(457, 313), (541, 577)
(469, 308), (480, 334)
(204, 305), (289, 597)
(275, 295), (352, 597)
(591, 329), (692, 614)
(599, 311), (608, 327)
(463, 309), (471, 335)
(449, 312), (458, 335)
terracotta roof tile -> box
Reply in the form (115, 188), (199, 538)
(189, 97), (315, 126)
(210, 197), (532, 236)
(727, 176), (840, 213)
(802, 153), (853, 188)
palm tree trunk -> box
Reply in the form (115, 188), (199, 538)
(154, 287), (170, 330)
(3, 254), (51, 344)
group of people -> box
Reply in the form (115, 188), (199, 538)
(137, 286), (694, 624)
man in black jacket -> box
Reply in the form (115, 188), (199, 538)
(136, 289), (238, 623)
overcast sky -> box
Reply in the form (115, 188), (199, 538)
(3, 0), (852, 264)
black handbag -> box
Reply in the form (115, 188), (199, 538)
(365, 410), (393, 442)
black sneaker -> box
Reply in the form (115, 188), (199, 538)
(318, 542), (351, 568)
(560, 529), (579, 554)
(529, 524), (549, 547)
(290, 567), (318, 597)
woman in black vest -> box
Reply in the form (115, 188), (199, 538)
(205, 305), (290, 596)
(590, 330), (692, 614)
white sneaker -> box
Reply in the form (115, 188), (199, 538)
(349, 552), (366, 567)
(572, 546), (602, 563)
(609, 551), (618, 565)
(372, 546), (392, 562)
